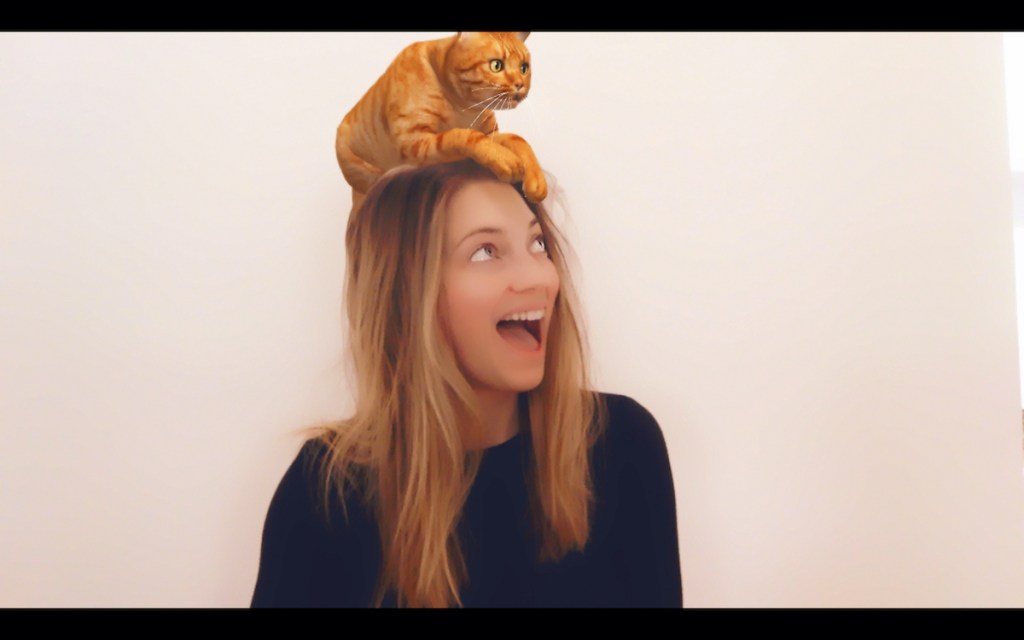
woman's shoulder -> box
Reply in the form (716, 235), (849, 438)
(590, 391), (672, 481)
(294, 436), (331, 477)
(260, 436), (379, 555)
(594, 391), (667, 452)
(262, 438), (330, 523)
(588, 392), (682, 608)
(252, 437), (380, 607)
(273, 436), (327, 490)
(269, 436), (371, 528)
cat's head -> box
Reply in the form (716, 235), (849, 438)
(444, 32), (531, 111)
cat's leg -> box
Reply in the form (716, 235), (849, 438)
(397, 129), (525, 183)
(489, 133), (547, 203)
(336, 122), (384, 195)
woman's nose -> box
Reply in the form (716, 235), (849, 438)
(507, 251), (555, 292)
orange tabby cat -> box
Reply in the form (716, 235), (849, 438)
(335, 32), (547, 212)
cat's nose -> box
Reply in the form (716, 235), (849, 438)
(515, 83), (524, 91)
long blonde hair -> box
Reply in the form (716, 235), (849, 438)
(308, 159), (606, 607)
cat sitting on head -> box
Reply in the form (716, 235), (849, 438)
(335, 32), (547, 213)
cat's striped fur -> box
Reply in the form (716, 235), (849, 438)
(336, 32), (546, 212)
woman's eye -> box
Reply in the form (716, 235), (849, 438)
(471, 238), (545, 263)
(470, 245), (497, 262)
(489, 59), (504, 73)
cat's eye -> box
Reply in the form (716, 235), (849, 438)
(489, 59), (504, 73)
(520, 62), (529, 74)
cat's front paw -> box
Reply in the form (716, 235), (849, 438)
(523, 170), (547, 203)
(478, 145), (525, 183)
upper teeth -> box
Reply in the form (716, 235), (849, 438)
(501, 309), (544, 322)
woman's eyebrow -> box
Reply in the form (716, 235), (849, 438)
(456, 218), (540, 249)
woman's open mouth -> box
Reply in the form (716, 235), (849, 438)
(496, 317), (542, 351)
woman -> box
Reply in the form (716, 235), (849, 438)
(251, 160), (682, 608)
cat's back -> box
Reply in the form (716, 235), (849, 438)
(337, 36), (454, 168)
(347, 35), (453, 118)
(390, 35), (452, 74)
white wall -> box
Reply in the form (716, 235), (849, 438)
(2, 32), (1022, 607)
(1004, 33), (1024, 405)
(1005, 33), (1024, 173)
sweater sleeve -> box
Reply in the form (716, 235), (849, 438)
(615, 397), (683, 608)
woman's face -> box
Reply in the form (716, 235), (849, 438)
(439, 180), (560, 395)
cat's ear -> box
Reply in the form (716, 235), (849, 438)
(516, 32), (530, 42)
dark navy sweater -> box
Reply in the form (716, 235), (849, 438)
(250, 392), (682, 608)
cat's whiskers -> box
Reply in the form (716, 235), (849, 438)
(467, 93), (508, 130)
(464, 91), (507, 112)
(489, 96), (514, 141)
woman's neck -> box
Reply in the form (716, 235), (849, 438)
(463, 388), (520, 451)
